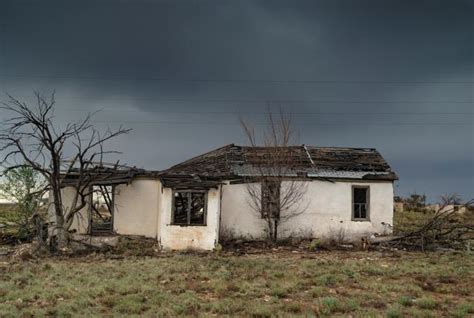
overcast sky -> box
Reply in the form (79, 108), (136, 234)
(0, 0), (472, 202)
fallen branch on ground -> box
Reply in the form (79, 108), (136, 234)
(372, 199), (474, 251)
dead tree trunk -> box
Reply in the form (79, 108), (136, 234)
(240, 107), (308, 243)
(1, 91), (130, 250)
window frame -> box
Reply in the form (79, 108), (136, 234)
(171, 190), (208, 226)
(352, 185), (370, 222)
(261, 180), (281, 219)
(89, 184), (115, 235)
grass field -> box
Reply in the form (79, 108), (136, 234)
(1, 208), (472, 316)
(0, 251), (473, 317)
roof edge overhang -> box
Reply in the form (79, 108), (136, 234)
(158, 170), (398, 187)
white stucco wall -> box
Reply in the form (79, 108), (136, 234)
(114, 180), (221, 249)
(220, 180), (394, 241)
(114, 179), (160, 238)
(220, 183), (266, 239)
(50, 180), (221, 250)
(48, 187), (90, 235)
(157, 185), (221, 250)
(51, 177), (393, 248)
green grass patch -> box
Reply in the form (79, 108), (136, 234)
(417, 297), (439, 310)
(0, 251), (472, 316)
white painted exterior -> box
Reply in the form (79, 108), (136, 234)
(49, 187), (90, 235)
(220, 180), (394, 241)
(157, 186), (221, 250)
(51, 178), (394, 250)
(50, 179), (221, 250)
(114, 179), (160, 238)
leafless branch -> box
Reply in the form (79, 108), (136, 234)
(1, 91), (130, 248)
(239, 105), (308, 242)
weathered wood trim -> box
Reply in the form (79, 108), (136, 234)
(352, 185), (370, 222)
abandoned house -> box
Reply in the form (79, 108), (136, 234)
(51, 144), (398, 250)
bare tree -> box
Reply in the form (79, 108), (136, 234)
(0, 92), (130, 249)
(439, 193), (462, 206)
(240, 107), (307, 242)
(404, 192), (427, 212)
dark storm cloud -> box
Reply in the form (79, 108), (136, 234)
(0, 0), (473, 201)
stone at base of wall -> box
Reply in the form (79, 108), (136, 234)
(72, 234), (120, 248)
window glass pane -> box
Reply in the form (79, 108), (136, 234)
(360, 204), (367, 219)
(353, 204), (360, 219)
(190, 192), (205, 225)
(353, 187), (369, 220)
(354, 188), (367, 204)
(174, 192), (188, 224)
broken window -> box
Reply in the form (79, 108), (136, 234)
(90, 185), (114, 234)
(261, 180), (281, 219)
(352, 186), (369, 221)
(172, 191), (207, 225)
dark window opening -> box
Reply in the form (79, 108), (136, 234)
(353, 187), (369, 221)
(172, 191), (207, 226)
(261, 181), (281, 219)
(90, 185), (114, 234)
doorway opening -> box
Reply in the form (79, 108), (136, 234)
(90, 185), (115, 235)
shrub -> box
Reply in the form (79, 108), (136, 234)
(398, 296), (414, 307)
(0, 167), (46, 243)
(309, 239), (321, 251)
(343, 299), (360, 312)
(452, 303), (474, 318)
(386, 306), (402, 318)
(417, 297), (438, 309)
(314, 274), (340, 287)
(214, 243), (223, 255)
(270, 286), (287, 298)
(321, 297), (340, 315)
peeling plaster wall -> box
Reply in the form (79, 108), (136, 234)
(220, 180), (394, 241)
(157, 185), (221, 250)
(48, 187), (89, 235)
(51, 177), (392, 248)
(220, 183), (266, 239)
(50, 180), (221, 250)
(114, 179), (159, 238)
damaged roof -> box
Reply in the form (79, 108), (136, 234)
(159, 144), (398, 188)
(60, 166), (159, 187)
